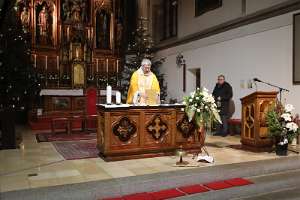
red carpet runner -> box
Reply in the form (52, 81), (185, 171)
(102, 178), (253, 200)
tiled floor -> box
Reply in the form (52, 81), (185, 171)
(0, 127), (297, 193)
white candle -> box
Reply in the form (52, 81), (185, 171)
(116, 91), (121, 104)
(56, 55), (59, 70)
(106, 85), (112, 105)
(45, 56), (48, 70)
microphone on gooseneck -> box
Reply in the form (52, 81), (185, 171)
(253, 78), (262, 82)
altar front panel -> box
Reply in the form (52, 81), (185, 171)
(97, 105), (204, 161)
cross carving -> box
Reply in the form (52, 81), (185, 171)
(147, 115), (168, 140)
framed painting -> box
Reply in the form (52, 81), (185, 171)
(293, 13), (300, 84)
(195, 0), (222, 17)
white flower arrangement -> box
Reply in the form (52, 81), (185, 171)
(281, 113), (292, 122)
(285, 104), (295, 113)
(267, 103), (299, 144)
(183, 87), (221, 129)
(286, 122), (299, 132)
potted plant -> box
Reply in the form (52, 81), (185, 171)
(183, 87), (221, 132)
(266, 103), (299, 156)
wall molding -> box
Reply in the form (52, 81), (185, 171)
(154, 0), (300, 51)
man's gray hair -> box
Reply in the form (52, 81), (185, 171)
(141, 58), (151, 66)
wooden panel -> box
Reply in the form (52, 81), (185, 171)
(240, 91), (277, 151)
(110, 112), (140, 151)
(144, 111), (172, 147)
(73, 97), (86, 111)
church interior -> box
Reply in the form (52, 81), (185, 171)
(2, 0), (300, 199)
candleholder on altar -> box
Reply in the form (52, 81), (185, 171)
(175, 145), (189, 166)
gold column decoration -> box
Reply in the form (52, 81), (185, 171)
(137, 0), (150, 29)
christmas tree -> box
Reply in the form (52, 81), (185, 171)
(120, 19), (167, 102)
(0, 0), (40, 114)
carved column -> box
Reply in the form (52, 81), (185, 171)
(137, 0), (150, 29)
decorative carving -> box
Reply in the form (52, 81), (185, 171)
(177, 115), (195, 138)
(112, 117), (137, 142)
(35, 0), (55, 46)
(244, 104), (255, 138)
(146, 115), (168, 140)
(61, 0), (89, 23)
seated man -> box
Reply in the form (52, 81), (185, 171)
(126, 59), (160, 105)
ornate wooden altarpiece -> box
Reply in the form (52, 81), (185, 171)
(16, 0), (124, 90)
(16, 0), (125, 112)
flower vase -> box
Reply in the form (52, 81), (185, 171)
(275, 143), (288, 156)
(291, 138), (297, 146)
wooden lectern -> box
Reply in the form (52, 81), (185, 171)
(240, 91), (278, 151)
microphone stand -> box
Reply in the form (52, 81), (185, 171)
(255, 79), (289, 103)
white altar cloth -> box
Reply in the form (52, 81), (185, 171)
(40, 89), (84, 96)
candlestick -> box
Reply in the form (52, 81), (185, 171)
(34, 54), (37, 68)
(45, 56), (48, 70)
(70, 43), (72, 60)
(56, 55), (59, 70)
(106, 58), (109, 73)
(96, 59), (99, 72)
(106, 58), (109, 84)
(116, 59), (119, 73)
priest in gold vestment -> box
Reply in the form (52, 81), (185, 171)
(126, 59), (160, 104)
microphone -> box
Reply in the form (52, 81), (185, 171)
(253, 78), (262, 82)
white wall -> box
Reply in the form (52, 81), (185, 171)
(246, 0), (290, 14)
(173, 0), (290, 39)
(156, 11), (300, 118)
(178, 0), (242, 38)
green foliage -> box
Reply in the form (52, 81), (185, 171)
(0, 0), (40, 111)
(266, 108), (283, 138)
(266, 104), (300, 143)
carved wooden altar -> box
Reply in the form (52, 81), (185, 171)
(240, 91), (278, 151)
(97, 104), (205, 161)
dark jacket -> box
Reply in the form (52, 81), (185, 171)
(212, 82), (233, 116)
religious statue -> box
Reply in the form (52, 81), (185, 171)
(20, 7), (30, 33)
(62, 0), (71, 21)
(71, 1), (82, 22)
(116, 19), (123, 49)
(96, 10), (110, 49)
(38, 6), (48, 36)
(38, 6), (48, 44)
(127, 59), (160, 105)
(81, 1), (88, 23)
